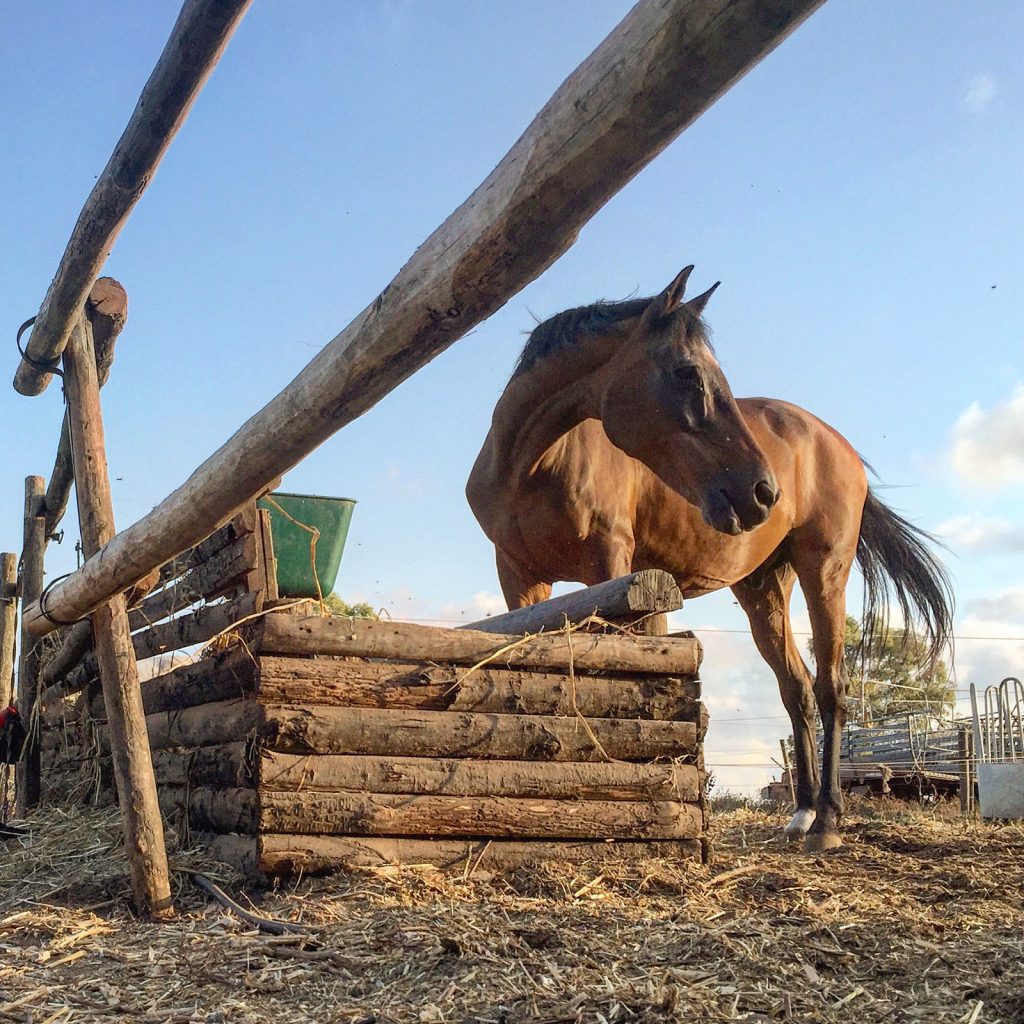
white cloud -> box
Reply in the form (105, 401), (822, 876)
(950, 590), (1024, 714)
(962, 73), (997, 113)
(349, 585), (509, 625)
(936, 514), (1024, 554)
(949, 385), (1024, 489)
(964, 587), (1024, 624)
(437, 591), (508, 623)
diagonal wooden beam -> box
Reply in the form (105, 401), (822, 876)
(23, 0), (825, 635)
(13, 0), (251, 397)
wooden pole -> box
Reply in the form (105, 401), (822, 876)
(62, 316), (173, 918)
(13, 0), (251, 396)
(23, 0), (825, 636)
(780, 738), (796, 808)
(43, 278), (130, 538)
(0, 553), (16, 710)
(16, 479), (46, 815)
(463, 570), (681, 635)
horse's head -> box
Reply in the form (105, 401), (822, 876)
(598, 267), (779, 535)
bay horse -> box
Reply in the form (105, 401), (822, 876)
(466, 266), (953, 851)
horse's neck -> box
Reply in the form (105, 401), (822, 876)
(490, 335), (621, 478)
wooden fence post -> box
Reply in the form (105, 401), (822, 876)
(16, 480), (46, 815)
(43, 278), (130, 539)
(0, 553), (17, 710)
(63, 314), (173, 918)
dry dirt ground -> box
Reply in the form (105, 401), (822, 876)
(1, 800), (1021, 1024)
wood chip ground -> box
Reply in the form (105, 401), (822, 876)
(1, 800), (1021, 1023)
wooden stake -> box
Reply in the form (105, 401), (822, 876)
(43, 278), (129, 539)
(62, 316), (173, 918)
(16, 479), (46, 815)
(23, 0), (825, 635)
(0, 553), (16, 710)
(780, 738), (795, 808)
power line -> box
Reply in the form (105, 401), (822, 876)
(389, 616), (1024, 643)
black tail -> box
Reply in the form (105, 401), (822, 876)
(856, 488), (954, 666)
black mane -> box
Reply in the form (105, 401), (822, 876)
(512, 295), (711, 378)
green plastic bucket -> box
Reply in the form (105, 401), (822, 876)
(257, 491), (356, 599)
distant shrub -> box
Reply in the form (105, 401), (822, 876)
(324, 593), (377, 618)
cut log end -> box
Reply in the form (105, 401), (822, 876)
(88, 277), (128, 325)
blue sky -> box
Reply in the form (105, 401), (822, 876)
(3, 2), (1023, 792)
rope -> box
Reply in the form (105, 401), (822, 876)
(259, 496), (325, 613)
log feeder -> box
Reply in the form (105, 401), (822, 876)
(39, 549), (710, 874)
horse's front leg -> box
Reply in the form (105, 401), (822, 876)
(795, 551), (854, 852)
(495, 550), (553, 609)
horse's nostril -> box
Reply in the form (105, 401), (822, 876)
(754, 479), (778, 510)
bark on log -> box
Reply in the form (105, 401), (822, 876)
(24, 0), (824, 634)
(260, 752), (700, 802)
(0, 553), (17, 710)
(133, 592), (258, 662)
(262, 705), (697, 762)
(160, 785), (258, 834)
(63, 316), (172, 918)
(207, 834), (703, 876)
(257, 790), (702, 840)
(255, 655), (700, 719)
(16, 478), (46, 815)
(137, 647), (256, 716)
(157, 511), (253, 586)
(41, 592), (258, 704)
(14, 1), (252, 396)
(256, 615), (702, 677)
(43, 278), (129, 538)
(150, 742), (252, 790)
(142, 699), (261, 751)
(39, 568), (161, 693)
(131, 534), (258, 629)
(463, 571), (682, 635)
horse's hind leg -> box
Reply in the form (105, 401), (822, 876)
(495, 550), (553, 609)
(732, 562), (820, 840)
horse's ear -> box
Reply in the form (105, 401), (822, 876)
(687, 281), (720, 316)
(645, 265), (694, 322)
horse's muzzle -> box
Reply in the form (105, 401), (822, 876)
(704, 475), (778, 534)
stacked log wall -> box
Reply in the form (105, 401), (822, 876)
(37, 512), (709, 873)
(37, 506), (275, 802)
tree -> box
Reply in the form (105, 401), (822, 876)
(323, 593), (377, 618)
(817, 616), (954, 725)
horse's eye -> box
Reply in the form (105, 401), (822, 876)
(672, 365), (703, 390)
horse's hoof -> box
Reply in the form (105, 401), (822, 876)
(803, 831), (843, 853)
(783, 809), (815, 841)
